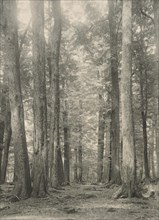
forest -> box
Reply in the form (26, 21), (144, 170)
(0, 0), (159, 219)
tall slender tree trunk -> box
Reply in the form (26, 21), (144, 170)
(74, 147), (78, 182)
(150, 122), (155, 178)
(120, 0), (136, 197)
(50, 0), (64, 188)
(3, 0), (31, 198)
(30, 0), (48, 197)
(108, 0), (121, 185)
(63, 100), (70, 185)
(1, 95), (11, 184)
(0, 120), (4, 181)
(102, 125), (110, 183)
(47, 0), (54, 185)
(153, 0), (159, 178)
(97, 94), (105, 183)
(78, 100), (83, 183)
(142, 111), (149, 179)
(139, 69), (149, 179)
(137, 15), (150, 180)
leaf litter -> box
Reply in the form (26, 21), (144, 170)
(0, 183), (159, 220)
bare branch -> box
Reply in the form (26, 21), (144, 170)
(140, 8), (155, 25)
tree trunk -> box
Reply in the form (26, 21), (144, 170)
(47, 0), (54, 185)
(141, 111), (149, 179)
(78, 129), (82, 183)
(120, 0), (136, 197)
(3, 0), (31, 198)
(137, 12), (150, 180)
(102, 125), (110, 183)
(150, 122), (155, 178)
(0, 121), (5, 181)
(50, 0), (64, 188)
(78, 100), (83, 183)
(108, 0), (121, 185)
(30, 0), (48, 197)
(153, 0), (159, 178)
(1, 100), (11, 184)
(63, 101), (70, 185)
(97, 94), (105, 183)
(139, 67), (149, 179)
(74, 147), (78, 182)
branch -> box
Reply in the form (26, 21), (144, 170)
(140, 8), (155, 25)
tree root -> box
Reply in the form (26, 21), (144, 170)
(112, 185), (143, 199)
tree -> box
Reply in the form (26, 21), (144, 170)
(120, 0), (136, 197)
(78, 100), (83, 183)
(97, 93), (105, 183)
(153, 0), (159, 178)
(30, 0), (48, 197)
(3, 0), (31, 198)
(138, 23), (150, 179)
(108, 0), (121, 184)
(50, 0), (64, 188)
(0, 87), (12, 184)
(0, 88), (5, 180)
(63, 100), (70, 184)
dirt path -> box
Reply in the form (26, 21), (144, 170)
(0, 184), (159, 220)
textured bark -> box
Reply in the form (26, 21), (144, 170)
(153, 0), (159, 178)
(139, 69), (149, 179)
(63, 101), (70, 184)
(50, 0), (64, 188)
(150, 122), (155, 178)
(1, 97), (11, 184)
(120, 0), (136, 197)
(3, 0), (31, 198)
(97, 94), (105, 183)
(78, 100), (83, 183)
(0, 121), (5, 180)
(31, 0), (48, 197)
(137, 13), (150, 180)
(102, 125), (110, 183)
(108, 0), (121, 185)
(47, 1), (54, 185)
(74, 147), (78, 182)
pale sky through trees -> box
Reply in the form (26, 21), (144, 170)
(18, 0), (107, 27)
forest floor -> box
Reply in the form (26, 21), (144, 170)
(0, 183), (159, 220)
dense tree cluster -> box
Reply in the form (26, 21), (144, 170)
(0, 0), (158, 199)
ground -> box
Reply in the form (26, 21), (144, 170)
(0, 183), (159, 220)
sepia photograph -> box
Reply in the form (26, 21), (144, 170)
(0, 0), (159, 219)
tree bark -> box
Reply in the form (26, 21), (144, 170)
(139, 66), (149, 179)
(120, 0), (136, 197)
(150, 122), (155, 178)
(30, 0), (48, 197)
(141, 111), (149, 179)
(0, 120), (5, 181)
(63, 100), (70, 184)
(97, 94), (105, 183)
(108, 0), (121, 185)
(74, 147), (78, 182)
(102, 125), (110, 183)
(1, 97), (11, 184)
(153, 0), (159, 178)
(50, 0), (64, 188)
(3, 0), (31, 198)
(78, 100), (83, 183)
